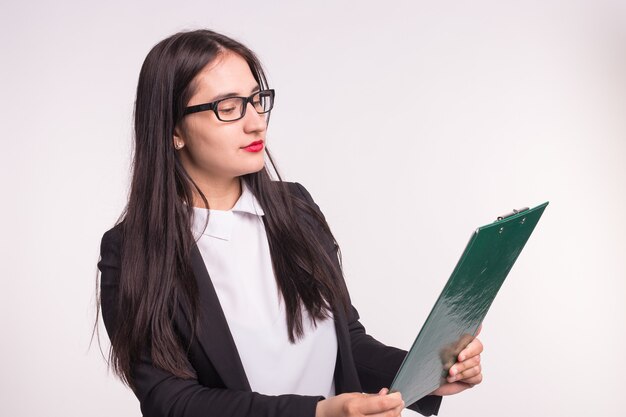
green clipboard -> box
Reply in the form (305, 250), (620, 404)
(389, 202), (549, 404)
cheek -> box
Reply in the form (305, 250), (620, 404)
(194, 135), (237, 167)
(187, 122), (235, 154)
(185, 126), (263, 175)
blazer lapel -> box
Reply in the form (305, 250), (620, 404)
(189, 244), (251, 391)
(331, 303), (362, 394)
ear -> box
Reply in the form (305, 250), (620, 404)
(173, 126), (185, 150)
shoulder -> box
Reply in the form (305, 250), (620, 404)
(279, 181), (337, 248)
(100, 222), (124, 251)
(273, 181), (330, 228)
(98, 222), (125, 273)
(277, 181), (321, 211)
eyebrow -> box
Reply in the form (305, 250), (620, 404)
(209, 85), (260, 102)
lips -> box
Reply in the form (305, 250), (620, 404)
(242, 140), (264, 153)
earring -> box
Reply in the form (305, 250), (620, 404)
(174, 141), (184, 150)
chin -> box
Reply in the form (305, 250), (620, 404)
(240, 160), (266, 176)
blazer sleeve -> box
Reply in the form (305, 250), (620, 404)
(293, 182), (442, 416)
(98, 227), (323, 417)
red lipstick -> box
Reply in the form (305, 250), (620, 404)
(243, 140), (264, 152)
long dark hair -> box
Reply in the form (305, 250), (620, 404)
(103, 29), (349, 387)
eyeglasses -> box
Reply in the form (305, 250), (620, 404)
(182, 89), (275, 122)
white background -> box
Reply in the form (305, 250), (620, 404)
(1, 1), (625, 416)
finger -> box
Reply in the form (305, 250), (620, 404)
(358, 392), (403, 414)
(449, 363), (482, 383)
(449, 354), (480, 377)
(391, 402), (405, 417)
(360, 399), (404, 416)
(458, 337), (483, 362)
(375, 402), (405, 417)
(378, 387), (389, 395)
(459, 372), (483, 387)
(430, 381), (472, 396)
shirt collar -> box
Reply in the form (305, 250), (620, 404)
(231, 181), (265, 216)
(191, 181), (264, 241)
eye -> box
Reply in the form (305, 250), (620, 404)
(219, 106), (237, 114)
(217, 98), (241, 114)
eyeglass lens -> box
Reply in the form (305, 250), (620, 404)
(216, 90), (273, 121)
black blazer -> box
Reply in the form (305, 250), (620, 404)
(98, 182), (441, 417)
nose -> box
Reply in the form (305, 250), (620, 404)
(242, 102), (267, 133)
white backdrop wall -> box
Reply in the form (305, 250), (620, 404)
(1, 1), (624, 416)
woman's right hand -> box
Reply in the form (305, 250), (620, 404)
(315, 388), (404, 417)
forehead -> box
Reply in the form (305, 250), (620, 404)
(191, 51), (258, 100)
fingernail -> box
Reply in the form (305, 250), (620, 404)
(450, 367), (457, 376)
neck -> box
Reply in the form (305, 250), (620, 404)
(191, 176), (242, 210)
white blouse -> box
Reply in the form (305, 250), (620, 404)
(191, 182), (337, 398)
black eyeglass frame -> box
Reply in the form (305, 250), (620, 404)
(182, 89), (275, 122)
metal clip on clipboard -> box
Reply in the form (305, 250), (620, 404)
(497, 207), (530, 221)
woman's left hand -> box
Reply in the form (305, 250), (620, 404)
(431, 325), (484, 396)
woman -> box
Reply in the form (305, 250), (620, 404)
(98, 29), (484, 417)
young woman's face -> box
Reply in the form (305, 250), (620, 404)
(175, 51), (268, 186)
